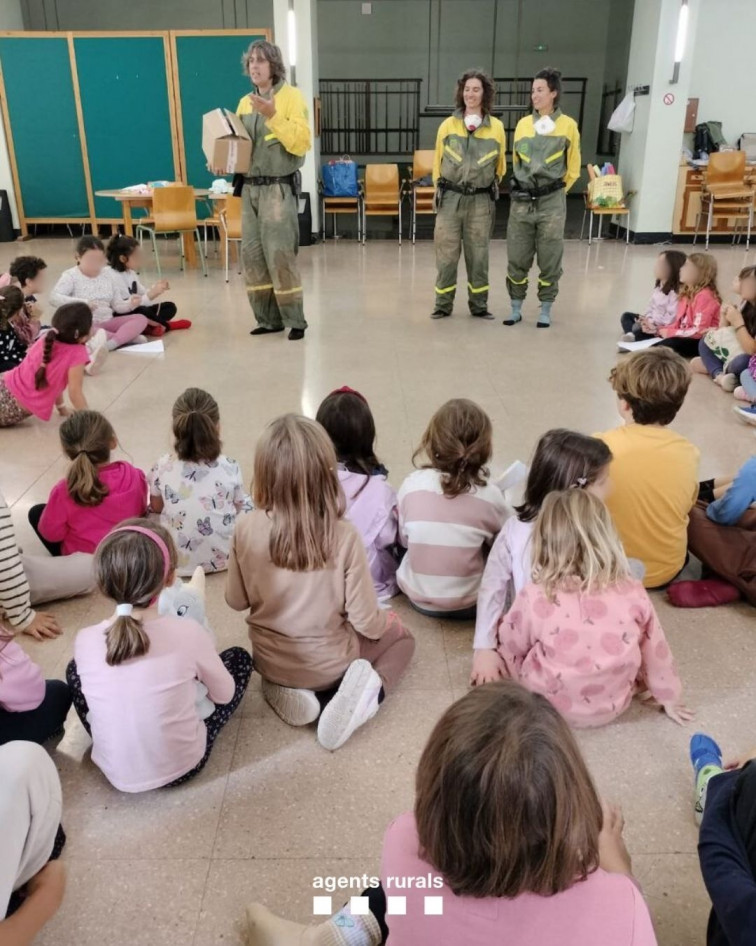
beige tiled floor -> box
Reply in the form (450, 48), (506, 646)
(2, 234), (755, 945)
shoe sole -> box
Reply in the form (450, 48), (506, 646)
(430, 312), (451, 319)
(536, 322), (551, 328)
(317, 659), (378, 751)
(85, 345), (109, 376)
(733, 404), (756, 425)
(262, 680), (320, 726)
(471, 313), (495, 320)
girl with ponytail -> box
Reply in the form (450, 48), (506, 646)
(28, 410), (147, 556)
(0, 302), (94, 427)
(66, 519), (252, 792)
(397, 398), (509, 618)
(148, 387), (252, 576)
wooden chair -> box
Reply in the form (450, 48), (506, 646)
(408, 149), (435, 244)
(580, 165), (631, 245)
(136, 185), (207, 277)
(219, 196), (243, 283)
(694, 151), (754, 249)
(362, 164), (402, 245)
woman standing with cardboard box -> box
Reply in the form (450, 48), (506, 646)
(235, 41), (311, 341)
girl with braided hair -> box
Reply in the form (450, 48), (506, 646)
(0, 302), (97, 428)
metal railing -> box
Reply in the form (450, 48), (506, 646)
(319, 79), (422, 156)
(597, 84), (623, 156)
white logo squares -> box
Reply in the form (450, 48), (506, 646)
(386, 896), (407, 915)
(350, 896), (370, 915)
(424, 896), (444, 915)
(312, 896), (332, 916)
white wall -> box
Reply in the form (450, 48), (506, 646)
(688, 0), (756, 146)
(0, 0), (24, 231)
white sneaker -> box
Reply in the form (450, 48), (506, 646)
(317, 659), (382, 751)
(261, 679), (320, 727)
(85, 329), (109, 376)
(620, 332), (636, 342)
(134, 334), (148, 345)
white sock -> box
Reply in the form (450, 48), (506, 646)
(106, 340), (118, 351)
(327, 903), (382, 946)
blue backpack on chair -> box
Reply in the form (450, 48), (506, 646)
(322, 156), (359, 197)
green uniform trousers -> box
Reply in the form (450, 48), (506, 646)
(241, 182), (307, 331)
(433, 191), (495, 316)
(506, 188), (566, 303)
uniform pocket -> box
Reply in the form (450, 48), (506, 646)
(443, 144), (463, 163)
(545, 149), (565, 164)
(477, 149), (499, 166)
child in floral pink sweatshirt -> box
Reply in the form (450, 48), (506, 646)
(656, 252), (721, 358)
(497, 489), (691, 728)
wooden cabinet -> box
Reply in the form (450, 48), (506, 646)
(673, 164), (756, 235)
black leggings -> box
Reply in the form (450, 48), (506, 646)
(65, 647), (253, 787)
(657, 336), (701, 358)
(620, 311), (658, 341)
(0, 680), (72, 746)
(130, 302), (178, 327)
(28, 503), (62, 557)
(361, 885), (389, 943)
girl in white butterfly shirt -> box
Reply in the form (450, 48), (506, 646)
(148, 389), (252, 576)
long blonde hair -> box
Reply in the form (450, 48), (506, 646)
(680, 252), (721, 302)
(252, 414), (345, 571)
(531, 490), (631, 601)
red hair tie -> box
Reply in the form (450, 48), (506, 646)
(329, 385), (367, 403)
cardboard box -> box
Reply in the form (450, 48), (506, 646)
(202, 108), (252, 175)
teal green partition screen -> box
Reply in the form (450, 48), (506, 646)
(172, 32), (268, 218)
(74, 35), (178, 221)
(0, 35), (89, 222)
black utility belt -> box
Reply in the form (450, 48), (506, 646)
(510, 180), (565, 201)
(438, 179), (493, 196)
(247, 174), (296, 185)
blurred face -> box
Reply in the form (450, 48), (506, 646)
(586, 464), (612, 502)
(248, 52), (272, 88)
(741, 272), (756, 303)
(77, 248), (105, 278)
(24, 269), (46, 294)
(531, 78), (557, 114)
(653, 253), (670, 283)
(122, 244), (143, 271)
(680, 258), (700, 286)
(463, 78), (484, 112)
(732, 275), (742, 294)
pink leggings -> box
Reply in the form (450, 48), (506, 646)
(97, 315), (148, 349)
(356, 611), (415, 693)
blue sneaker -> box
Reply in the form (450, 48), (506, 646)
(690, 733), (723, 825)
(734, 404), (756, 425)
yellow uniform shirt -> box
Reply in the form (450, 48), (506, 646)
(432, 112), (506, 188)
(512, 108), (581, 193)
(235, 82), (311, 177)
(598, 425), (700, 588)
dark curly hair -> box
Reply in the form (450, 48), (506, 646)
(454, 70), (496, 116)
(8, 255), (46, 288)
(534, 67), (562, 106)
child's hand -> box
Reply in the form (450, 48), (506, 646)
(154, 279), (170, 294)
(56, 404), (71, 418)
(23, 612), (63, 641)
(598, 801), (633, 876)
(664, 702), (695, 725)
(724, 748), (756, 770)
(639, 317), (655, 334)
(470, 649), (507, 686)
(129, 294), (142, 309)
(26, 860), (66, 917)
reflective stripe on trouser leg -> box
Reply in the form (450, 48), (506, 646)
(433, 191), (464, 314)
(259, 184), (307, 330)
(241, 184), (284, 329)
(534, 189), (566, 303)
(505, 198), (537, 301)
(462, 193), (495, 314)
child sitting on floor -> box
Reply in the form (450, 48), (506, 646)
(29, 410), (146, 557)
(472, 429), (612, 685)
(598, 347), (699, 588)
(0, 286), (37, 373)
(316, 386), (399, 600)
(5, 255), (48, 321)
(67, 519), (252, 792)
(397, 398), (508, 619)
(0, 302), (100, 428)
(655, 252), (721, 357)
(692, 266), (756, 393)
(0, 631), (71, 746)
(619, 249), (686, 342)
(226, 415), (415, 751)
(497, 490), (690, 728)
(106, 234), (191, 335)
(149, 388), (251, 576)
(246, 681), (658, 946)
(50, 235), (148, 352)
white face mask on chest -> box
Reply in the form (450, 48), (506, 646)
(465, 114), (482, 132)
(534, 115), (556, 135)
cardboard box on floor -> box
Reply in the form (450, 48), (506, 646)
(202, 109), (252, 174)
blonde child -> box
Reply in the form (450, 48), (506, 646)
(0, 302), (101, 428)
(226, 415), (415, 751)
(316, 386), (399, 600)
(246, 682), (658, 946)
(498, 490), (691, 728)
(692, 265), (756, 392)
(66, 520), (252, 792)
(149, 388), (252, 576)
(472, 429), (612, 685)
(619, 249), (686, 342)
(397, 398), (508, 618)
(50, 235), (147, 351)
(28, 411), (146, 557)
(106, 234), (190, 334)
(655, 252), (721, 357)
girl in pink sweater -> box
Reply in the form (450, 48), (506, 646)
(656, 252), (721, 358)
(245, 682), (658, 946)
(498, 489), (691, 728)
(29, 410), (147, 557)
(67, 520), (252, 792)
(0, 632), (71, 745)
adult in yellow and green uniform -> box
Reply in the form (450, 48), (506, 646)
(504, 68), (581, 329)
(430, 70), (506, 321)
(236, 41), (311, 341)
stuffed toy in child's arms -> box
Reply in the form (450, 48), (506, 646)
(158, 566), (217, 719)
